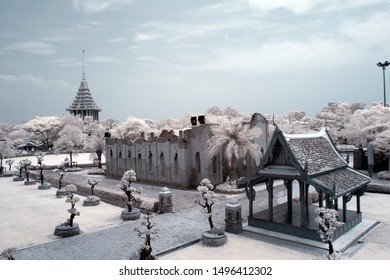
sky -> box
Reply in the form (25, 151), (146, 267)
(0, 0), (390, 125)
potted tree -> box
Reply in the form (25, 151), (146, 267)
(53, 163), (70, 198)
(83, 178), (101, 206)
(36, 152), (50, 190)
(118, 169), (142, 220)
(196, 178), (227, 247)
(54, 184), (80, 237)
(13, 161), (24, 182)
(4, 159), (14, 177)
(21, 158), (35, 185)
(314, 207), (344, 259)
(131, 212), (160, 260)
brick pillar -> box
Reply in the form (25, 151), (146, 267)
(225, 199), (242, 234)
(158, 187), (172, 214)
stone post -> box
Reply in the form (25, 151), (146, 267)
(158, 187), (172, 214)
(225, 199), (242, 234)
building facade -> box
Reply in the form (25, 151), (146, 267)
(105, 113), (269, 187)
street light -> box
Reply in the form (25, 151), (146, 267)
(377, 61), (390, 107)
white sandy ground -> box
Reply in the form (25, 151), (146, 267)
(1, 154), (390, 260)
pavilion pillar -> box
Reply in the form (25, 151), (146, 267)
(284, 180), (293, 215)
(325, 194), (331, 208)
(266, 179), (274, 221)
(334, 197), (338, 211)
(318, 190), (323, 208)
(356, 194), (361, 213)
(299, 180), (306, 227)
(305, 183), (310, 206)
(248, 185), (254, 219)
(342, 195), (347, 222)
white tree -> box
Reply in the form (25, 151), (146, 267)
(314, 207), (343, 258)
(311, 102), (361, 142)
(111, 116), (154, 142)
(21, 116), (63, 150)
(344, 103), (390, 147)
(53, 125), (86, 167)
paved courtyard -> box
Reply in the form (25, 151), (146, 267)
(1, 167), (390, 260)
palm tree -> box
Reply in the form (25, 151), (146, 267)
(207, 120), (262, 181)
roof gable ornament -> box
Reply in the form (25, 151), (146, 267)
(259, 122), (304, 174)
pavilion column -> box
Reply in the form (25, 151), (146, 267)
(318, 190), (323, 208)
(342, 195), (348, 222)
(305, 183), (310, 206)
(266, 179), (274, 221)
(299, 180), (306, 227)
(284, 179), (293, 215)
(356, 194), (361, 213)
(325, 194), (331, 208)
(248, 185), (254, 219)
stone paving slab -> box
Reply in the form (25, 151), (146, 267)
(13, 213), (207, 260)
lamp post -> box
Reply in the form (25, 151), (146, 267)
(377, 61), (390, 107)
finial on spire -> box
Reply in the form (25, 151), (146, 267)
(82, 49), (85, 75)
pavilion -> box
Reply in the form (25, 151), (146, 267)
(239, 126), (371, 241)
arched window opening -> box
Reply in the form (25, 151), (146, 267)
(196, 152), (201, 173)
(160, 152), (165, 174)
(148, 151), (153, 171)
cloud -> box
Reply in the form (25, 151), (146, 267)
(42, 34), (78, 43)
(134, 32), (162, 43)
(0, 74), (71, 89)
(87, 56), (120, 63)
(48, 59), (81, 68)
(3, 41), (56, 55)
(246, 0), (321, 14)
(190, 38), (352, 74)
(107, 38), (127, 43)
(71, 0), (135, 14)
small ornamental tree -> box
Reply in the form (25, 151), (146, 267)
(53, 165), (66, 189)
(35, 152), (45, 185)
(64, 184), (80, 227)
(5, 159), (14, 172)
(119, 169), (142, 212)
(314, 207), (343, 257)
(134, 212), (160, 260)
(87, 178), (101, 196)
(196, 178), (216, 231)
(1, 247), (17, 260)
(83, 178), (101, 206)
(20, 158), (32, 182)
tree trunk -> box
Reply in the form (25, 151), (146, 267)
(328, 240), (334, 256)
(69, 214), (75, 227)
(96, 150), (102, 169)
(208, 215), (214, 230)
(69, 152), (73, 168)
(230, 155), (237, 181)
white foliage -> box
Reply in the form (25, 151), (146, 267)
(53, 125), (86, 153)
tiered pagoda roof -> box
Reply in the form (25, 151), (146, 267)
(66, 72), (101, 112)
(258, 127), (370, 197)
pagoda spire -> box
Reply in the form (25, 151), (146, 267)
(66, 50), (101, 121)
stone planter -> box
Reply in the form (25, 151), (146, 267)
(83, 195), (101, 207)
(201, 231), (227, 247)
(54, 222), (80, 237)
(56, 188), (71, 198)
(38, 183), (51, 190)
(13, 177), (24, 182)
(24, 180), (36, 185)
(129, 249), (157, 260)
(121, 208), (141, 221)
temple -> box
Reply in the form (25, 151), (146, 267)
(66, 56), (101, 121)
(239, 126), (371, 241)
